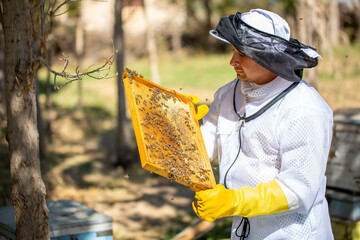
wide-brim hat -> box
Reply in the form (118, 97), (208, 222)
(210, 9), (321, 82)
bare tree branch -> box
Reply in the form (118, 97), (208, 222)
(52, 0), (79, 17)
(39, 49), (118, 90)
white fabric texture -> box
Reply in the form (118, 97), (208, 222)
(241, 9), (291, 40)
(276, 179), (300, 211)
(201, 76), (334, 240)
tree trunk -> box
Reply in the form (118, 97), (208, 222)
(329, 0), (340, 46)
(354, 2), (360, 42)
(171, 25), (182, 60)
(296, 0), (326, 89)
(171, 0), (185, 60)
(202, 0), (212, 49)
(1, 0), (49, 239)
(144, 0), (160, 84)
(0, 26), (6, 132)
(37, 77), (46, 159)
(76, 15), (84, 111)
(45, 33), (53, 145)
(114, 0), (136, 168)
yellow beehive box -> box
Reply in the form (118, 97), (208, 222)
(122, 68), (216, 192)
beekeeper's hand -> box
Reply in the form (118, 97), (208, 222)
(181, 93), (209, 120)
(192, 181), (290, 222)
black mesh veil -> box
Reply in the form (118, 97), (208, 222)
(210, 12), (319, 82)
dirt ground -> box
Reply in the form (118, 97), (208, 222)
(49, 172), (195, 239)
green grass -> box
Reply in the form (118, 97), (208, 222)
(318, 43), (360, 82)
(125, 53), (235, 90)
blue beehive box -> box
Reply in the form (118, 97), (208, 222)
(0, 200), (113, 240)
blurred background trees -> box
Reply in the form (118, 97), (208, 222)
(0, 0), (360, 239)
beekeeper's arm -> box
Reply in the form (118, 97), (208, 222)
(192, 179), (299, 221)
(193, 108), (332, 221)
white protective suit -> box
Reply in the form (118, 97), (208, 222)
(201, 76), (334, 239)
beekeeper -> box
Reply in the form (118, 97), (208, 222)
(192, 9), (334, 240)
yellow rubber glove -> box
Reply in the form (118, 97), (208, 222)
(192, 180), (290, 222)
(181, 93), (209, 120)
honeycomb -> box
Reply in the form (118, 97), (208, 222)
(122, 68), (216, 192)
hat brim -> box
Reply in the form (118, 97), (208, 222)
(209, 30), (230, 44)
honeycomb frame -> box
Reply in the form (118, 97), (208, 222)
(122, 69), (216, 192)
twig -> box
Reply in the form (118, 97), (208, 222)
(52, 0), (79, 17)
(39, 49), (118, 90)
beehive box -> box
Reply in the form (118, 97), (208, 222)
(326, 110), (360, 193)
(0, 200), (113, 240)
(122, 68), (216, 192)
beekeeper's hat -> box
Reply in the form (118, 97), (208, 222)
(210, 9), (321, 82)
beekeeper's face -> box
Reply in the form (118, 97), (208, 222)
(230, 45), (277, 85)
